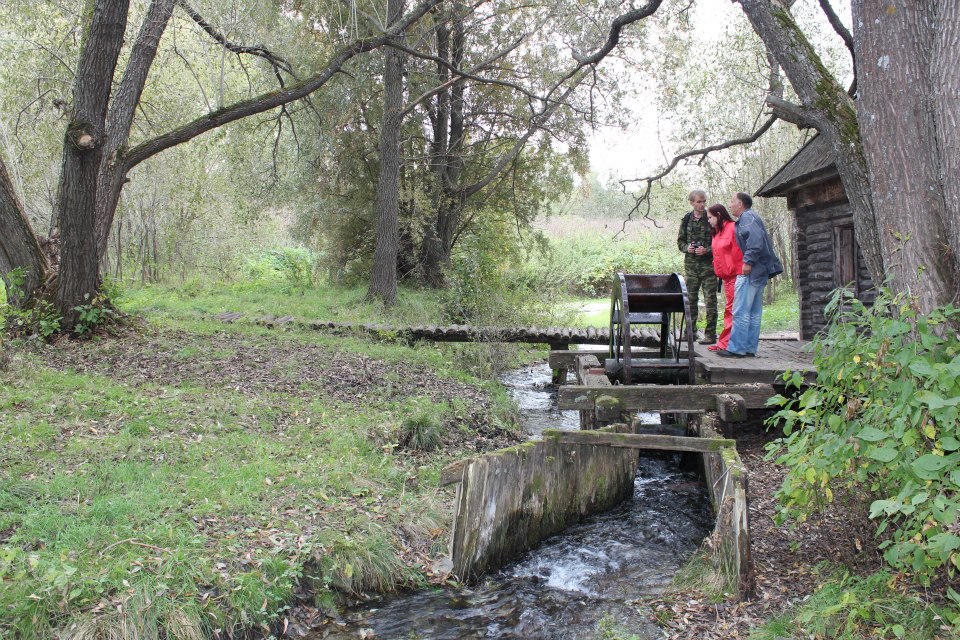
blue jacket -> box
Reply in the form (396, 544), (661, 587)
(735, 209), (784, 282)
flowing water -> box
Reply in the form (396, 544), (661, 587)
(310, 363), (712, 639)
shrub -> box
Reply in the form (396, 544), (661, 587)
(397, 398), (444, 452)
(767, 288), (960, 596)
(243, 247), (317, 291)
(1, 268), (61, 339)
(519, 232), (683, 298)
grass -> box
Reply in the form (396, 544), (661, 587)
(0, 280), (532, 639)
(566, 288), (800, 334)
(120, 280), (444, 326)
(748, 569), (942, 640)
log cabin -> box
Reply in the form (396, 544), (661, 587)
(756, 135), (875, 340)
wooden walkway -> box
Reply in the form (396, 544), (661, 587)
(213, 311), (815, 385)
(694, 339), (814, 384)
(550, 337), (815, 386)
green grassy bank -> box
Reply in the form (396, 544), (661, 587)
(0, 283), (527, 638)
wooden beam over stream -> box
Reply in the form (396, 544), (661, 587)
(548, 429), (735, 452)
(557, 383), (777, 411)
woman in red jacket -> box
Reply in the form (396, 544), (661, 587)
(706, 204), (743, 352)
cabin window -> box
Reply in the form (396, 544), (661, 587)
(833, 224), (858, 294)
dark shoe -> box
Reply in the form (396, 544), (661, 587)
(698, 336), (717, 345)
(745, 352), (757, 357)
(716, 349), (745, 358)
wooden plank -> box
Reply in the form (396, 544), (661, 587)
(440, 458), (472, 486)
(550, 348), (665, 369)
(557, 383), (778, 411)
(549, 430), (735, 453)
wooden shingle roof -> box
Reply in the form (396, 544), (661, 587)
(755, 134), (837, 198)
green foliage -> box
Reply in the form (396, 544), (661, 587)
(1, 268), (60, 339)
(766, 289), (960, 587)
(594, 614), (644, 640)
(72, 293), (116, 336)
(243, 247), (317, 291)
(749, 568), (940, 639)
(760, 290), (800, 333)
(398, 397), (444, 452)
(522, 233), (683, 298)
(441, 216), (559, 326)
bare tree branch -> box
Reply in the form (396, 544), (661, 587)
(393, 37), (538, 118)
(618, 114), (779, 231)
(817, 0), (856, 94)
(765, 95), (817, 128)
(817, 0), (854, 58)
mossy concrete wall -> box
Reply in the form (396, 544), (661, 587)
(447, 424), (638, 581)
(693, 414), (755, 598)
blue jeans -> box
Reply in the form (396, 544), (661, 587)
(727, 274), (767, 355)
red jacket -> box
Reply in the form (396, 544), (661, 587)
(712, 222), (743, 280)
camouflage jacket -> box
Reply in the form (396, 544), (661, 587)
(677, 210), (713, 263)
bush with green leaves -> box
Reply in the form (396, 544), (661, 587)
(767, 289), (960, 599)
(243, 247), (317, 291)
(1, 268), (61, 339)
(520, 233), (684, 298)
(441, 218), (558, 326)
(72, 293), (117, 336)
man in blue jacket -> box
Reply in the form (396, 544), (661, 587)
(717, 192), (784, 358)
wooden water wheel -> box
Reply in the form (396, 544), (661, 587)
(607, 272), (696, 384)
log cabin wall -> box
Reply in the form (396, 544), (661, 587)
(787, 177), (875, 340)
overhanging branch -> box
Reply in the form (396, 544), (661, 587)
(572, 0), (664, 64)
(176, 0), (295, 84)
(619, 114), (779, 230)
(121, 0), (443, 173)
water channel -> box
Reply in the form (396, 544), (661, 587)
(312, 363), (712, 639)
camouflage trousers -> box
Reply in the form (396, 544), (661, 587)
(684, 260), (719, 340)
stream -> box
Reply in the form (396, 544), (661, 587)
(311, 363), (712, 639)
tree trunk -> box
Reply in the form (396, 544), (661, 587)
(54, 0), (130, 327)
(420, 7), (466, 287)
(853, 0), (959, 308)
(95, 0), (176, 258)
(737, 0), (884, 290)
(368, 0), (406, 306)
(0, 156), (49, 305)
(739, 0), (960, 312)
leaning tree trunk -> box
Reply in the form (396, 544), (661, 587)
(368, 0), (406, 305)
(853, 0), (959, 309)
(55, 0), (130, 328)
(94, 0), (176, 260)
(0, 156), (49, 306)
(736, 0), (884, 289)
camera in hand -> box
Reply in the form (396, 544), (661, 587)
(691, 241), (703, 249)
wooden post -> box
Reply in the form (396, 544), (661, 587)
(594, 395), (625, 428)
(551, 344), (569, 385)
(716, 393), (747, 437)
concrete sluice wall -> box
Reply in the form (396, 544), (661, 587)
(447, 423), (639, 581)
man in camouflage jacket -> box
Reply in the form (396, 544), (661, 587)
(677, 189), (718, 343)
